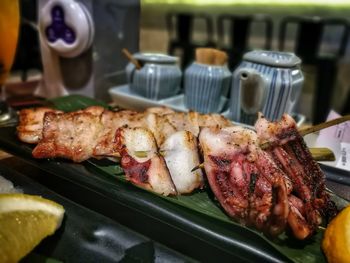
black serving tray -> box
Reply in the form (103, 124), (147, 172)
(0, 126), (290, 263)
(1, 93), (348, 263)
(0, 164), (195, 263)
(320, 163), (350, 187)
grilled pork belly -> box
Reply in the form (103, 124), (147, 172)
(18, 106), (233, 160)
(93, 110), (150, 157)
(115, 127), (176, 196)
(161, 131), (204, 194)
(17, 107), (63, 144)
(32, 106), (104, 162)
(145, 106), (175, 115)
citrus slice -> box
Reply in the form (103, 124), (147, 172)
(322, 205), (350, 263)
(0, 193), (65, 263)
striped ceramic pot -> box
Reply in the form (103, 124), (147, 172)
(127, 53), (182, 100)
(229, 50), (304, 125)
(184, 62), (231, 113)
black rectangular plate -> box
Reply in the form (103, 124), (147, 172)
(0, 163), (194, 262)
(0, 125), (291, 263)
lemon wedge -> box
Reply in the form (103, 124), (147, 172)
(322, 205), (350, 263)
(0, 193), (65, 263)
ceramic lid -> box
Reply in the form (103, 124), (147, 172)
(243, 50), (301, 68)
(133, 53), (178, 64)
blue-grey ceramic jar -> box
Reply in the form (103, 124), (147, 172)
(184, 62), (231, 113)
(126, 53), (182, 100)
(230, 50), (304, 125)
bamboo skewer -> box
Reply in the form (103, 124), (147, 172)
(192, 115), (350, 172)
(191, 163), (204, 172)
(260, 115), (350, 149)
(133, 116), (349, 172)
(122, 48), (141, 70)
(298, 115), (350, 137)
(190, 147), (335, 172)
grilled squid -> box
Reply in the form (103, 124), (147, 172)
(161, 131), (204, 194)
(115, 127), (176, 196)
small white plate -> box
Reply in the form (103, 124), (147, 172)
(109, 84), (227, 113)
(109, 85), (162, 111)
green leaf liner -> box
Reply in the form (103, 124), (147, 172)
(88, 159), (332, 263)
(51, 95), (349, 263)
(48, 95), (110, 112)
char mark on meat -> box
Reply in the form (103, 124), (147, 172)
(254, 151), (289, 237)
(32, 107), (104, 162)
(114, 127), (177, 196)
(199, 127), (290, 236)
(17, 107), (63, 144)
(255, 113), (337, 229)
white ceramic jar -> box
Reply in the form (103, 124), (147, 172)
(184, 62), (231, 113)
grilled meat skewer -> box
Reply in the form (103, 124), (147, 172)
(16, 106), (338, 240)
(18, 106), (232, 162)
(18, 106), (221, 195)
(198, 114), (337, 239)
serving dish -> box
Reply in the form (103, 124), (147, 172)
(109, 84), (228, 113)
(0, 162), (192, 262)
(0, 95), (348, 263)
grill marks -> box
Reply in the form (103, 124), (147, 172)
(200, 127), (289, 237)
(18, 106), (337, 239)
(19, 106), (227, 196)
(255, 114), (337, 238)
(209, 154), (249, 222)
(121, 153), (151, 184)
(115, 127), (176, 196)
(200, 114), (336, 239)
(23, 106), (231, 162)
(32, 108), (104, 162)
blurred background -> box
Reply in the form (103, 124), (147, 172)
(8, 0), (350, 123)
(139, 0), (350, 124)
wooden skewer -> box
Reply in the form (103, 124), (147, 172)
(122, 48), (141, 70)
(298, 115), (350, 137)
(260, 115), (350, 149)
(191, 163), (204, 172)
(191, 147), (335, 172)
(134, 150), (166, 158)
(138, 116), (347, 172)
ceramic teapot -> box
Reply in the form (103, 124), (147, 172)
(229, 50), (304, 125)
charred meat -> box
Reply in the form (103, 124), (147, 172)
(199, 114), (336, 239)
(199, 126), (289, 237)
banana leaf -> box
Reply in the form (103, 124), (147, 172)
(50, 95), (349, 263)
(90, 159), (350, 263)
(48, 95), (110, 112)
